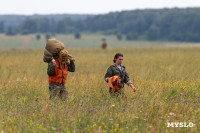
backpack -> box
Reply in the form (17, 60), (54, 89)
(43, 39), (64, 63)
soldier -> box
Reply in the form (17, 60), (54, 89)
(102, 41), (107, 49)
(105, 53), (136, 97)
(47, 49), (75, 100)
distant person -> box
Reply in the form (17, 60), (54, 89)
(105, 53), (136, 98)
(102, 41), (107, 49)
(47, 49), (75, 100)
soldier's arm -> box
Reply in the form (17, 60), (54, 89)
(47, 61), (55, 76)
(105, 67), (113, 83)
(124, 70), (136, 92)
(124, 70), (132, 85)
(67, 60), (75, 72)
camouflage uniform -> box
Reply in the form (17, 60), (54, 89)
(47, 60), (75, 100)
(105, 65), (132, 98)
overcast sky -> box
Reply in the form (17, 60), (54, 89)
(1, 0), (200, 15)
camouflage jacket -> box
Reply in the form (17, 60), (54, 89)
(47, 60), (75, 76)
(105, 65), (132, 88)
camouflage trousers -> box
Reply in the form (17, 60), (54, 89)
(109, 88), (127, 99)
(49, 84), (68, 100)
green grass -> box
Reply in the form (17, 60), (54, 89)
(0, 47), (199, 132)
(0, 33), (200, 49)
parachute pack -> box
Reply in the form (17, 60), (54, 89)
(43, 39), (64, 63)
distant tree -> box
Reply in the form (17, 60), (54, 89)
(116, 34), (122, 40)
(104, 29), (113, 35)
(146, 25), (160, 40)
(56, 21), (66, 33)
(101, 38), (106, 42)
(38, 18), (50, 33)
(45, 32), (51, 40)
(36, 33), (41, 40)
(51, 32), (56, 37)
(20, 30), (29, 35)
(74, 32), (81, 39)
(56, 17), (74, 33)
(126, 34), (132, 40)
(6, 26), (15, 36)
(0, 21), (4, 33)
(19, 18), (38, 34)
(126, 33), (138, 40)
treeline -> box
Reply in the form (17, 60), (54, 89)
(1, 8), (200, 42)
(0, 14), (90, 29)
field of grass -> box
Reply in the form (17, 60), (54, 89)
(0, 47), (199, 132)
(1, 33), (200, 49)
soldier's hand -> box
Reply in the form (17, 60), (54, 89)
(132, 87), (136, 92)
(129, 84), (136, 92)
(52, 59), (56, 66)
(67, 54), (74, 61)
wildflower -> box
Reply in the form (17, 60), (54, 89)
(66, 107), (70, 110)
(89, 107), (96, 113)
(87, 95), (93, 98)
(35, 97), (39, 101)
(99, 107), (104, 111)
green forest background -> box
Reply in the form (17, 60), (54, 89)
(0, 8), (200, 42)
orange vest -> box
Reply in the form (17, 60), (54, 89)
(102, 42), (107, 49)
(49, 59), (68, 85)
(108, 75), (121, 92)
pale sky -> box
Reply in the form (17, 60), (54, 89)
(1, 0), (200, 15)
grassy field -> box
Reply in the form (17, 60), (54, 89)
(0, 47), (199, 132)
(1, 33), (200, 49)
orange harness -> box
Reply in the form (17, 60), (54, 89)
(108, 75), (121, 92)
(49, 59), (68, 85)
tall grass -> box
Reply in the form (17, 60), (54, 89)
(0, 47), (199, 132)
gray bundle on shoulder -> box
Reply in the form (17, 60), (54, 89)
(43, 39), (64, 63)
